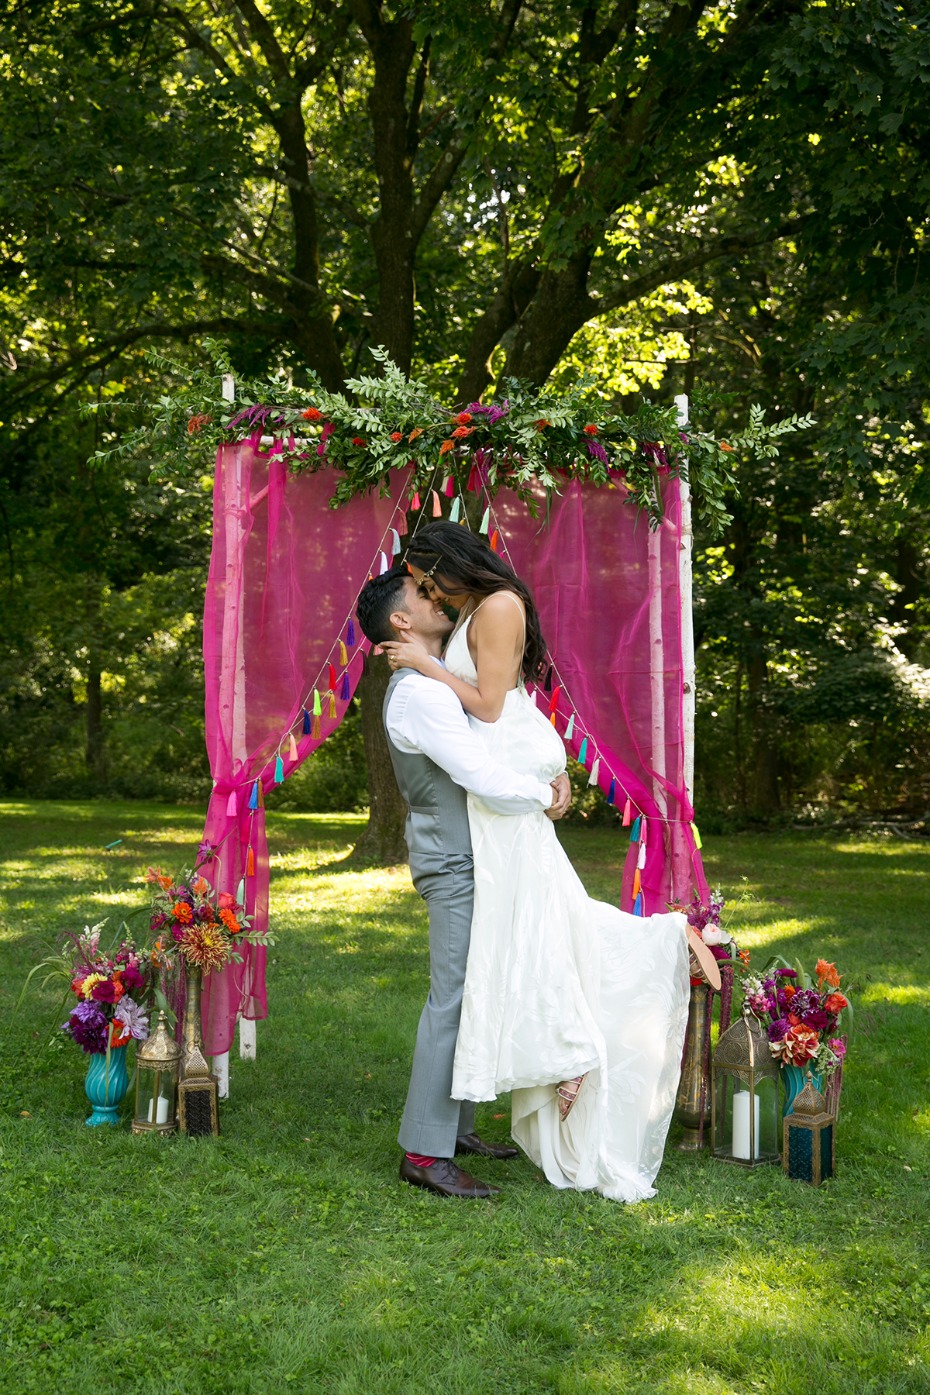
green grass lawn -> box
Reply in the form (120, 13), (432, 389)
(1, 799), (928, 1394)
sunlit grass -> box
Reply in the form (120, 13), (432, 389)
(0, 801), (928, 1393)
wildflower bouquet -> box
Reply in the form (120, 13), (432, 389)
(61, 923), (152, 1053)
(742, 959), (849, 1077)
(146, 868), (264, 973)
(683, 889), (748, 982)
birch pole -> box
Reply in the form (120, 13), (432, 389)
(675, 393), (696, 815)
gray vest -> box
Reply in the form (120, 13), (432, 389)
(383, 670), (472, 878)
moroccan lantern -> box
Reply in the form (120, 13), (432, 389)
(711, 1002), (781, 1167)
(131, 1010), (181, 1135)
(783, 1072), (836, 1185)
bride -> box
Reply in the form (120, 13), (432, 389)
(382, 521), (719, 1202)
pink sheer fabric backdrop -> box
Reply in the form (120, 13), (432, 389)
(492, 477), (708, 915)
(199, 441), (409, 1054)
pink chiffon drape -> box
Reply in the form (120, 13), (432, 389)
(199, 441), (409, 1054)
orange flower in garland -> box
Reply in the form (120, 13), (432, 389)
(455, 411), (473, 425)
(824, 992), (848, 1014)
(219, 908), (242, 934)
(451, 426), (472, 439)
(718, 441), (734, 452)
(439, 439), (454, 455)
(172, 901), (193, 925)
(583, 424), (599, 436)
(408, 427), (424, 442)
(535, 418), (551, 431)
(187, 413), (212, 435)
(390, 431), (403, 442)
(301, 407), (323, 421)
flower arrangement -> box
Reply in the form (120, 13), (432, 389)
(742, 959), (849, 1077)
(146, 868), (263, 973)
(683, 889), (749, 984)
(61, 923), (152, 1054)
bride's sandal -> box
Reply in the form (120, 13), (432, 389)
(556, 1074), (587, 1122)
(686, 928), (722, 992)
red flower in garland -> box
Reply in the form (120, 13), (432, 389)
(390, 431), (403, 442)
(352, 436), (367, 448)
(452, 426), (472, 439)
(455, 412), (473, 425)
(301, 407), (323, 422)
(583, 424), (599, 436)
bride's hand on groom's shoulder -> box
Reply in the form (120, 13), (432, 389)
(382, 635), (434, 675)
(546, 773), (571, 821)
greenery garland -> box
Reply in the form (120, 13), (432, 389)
(90, 343), (814, 536)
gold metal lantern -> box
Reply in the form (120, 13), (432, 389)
(178, 964), (220, 1137)
(132, 1010), (182, 1135)
(783, 1072), (836, 1185)
(711, 1003), (781, 1167)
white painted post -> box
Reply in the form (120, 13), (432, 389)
(675, 393), (696, 812)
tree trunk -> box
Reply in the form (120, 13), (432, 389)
(85, 647), (105, 780)
(352, 648), (409, 864)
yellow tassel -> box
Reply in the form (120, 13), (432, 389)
(328, 692), (337, 718)
(311, 714), (321, 740)
(339, 641), (348, 666)
(247, 846), (255, 876)
(550, 713), (557, 727)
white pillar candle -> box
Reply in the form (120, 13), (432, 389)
(732, 1090), (761, 1159)
(147, 1095), (170, 1125)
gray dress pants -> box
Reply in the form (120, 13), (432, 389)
(398, 854), (477, 1157)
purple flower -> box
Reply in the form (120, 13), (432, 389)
(90, 978), (120, 1004)
(64, 1002), (109, 1053)
(776, 968), (798, 978)
(767, 1019), (791, 1043)
(586, 440), (609, 465)
(801, 1008), (831, 1032)
(829, 1037), (847, 1060)
(198, 840), (215, 862)
(150, 912), (167, 933)
(113, 996), (150, 1043)
(122, 963), (145, 992)
(465, 400), (510, 426)
(171, 923), (188, 943)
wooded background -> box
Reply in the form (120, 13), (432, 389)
(2, 0), (928, 829)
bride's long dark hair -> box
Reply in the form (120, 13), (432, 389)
(406, 521), (547, 682)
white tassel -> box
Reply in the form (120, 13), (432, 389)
(587, 757), (600, 787)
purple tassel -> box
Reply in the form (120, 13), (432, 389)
(347, 620), (356, 647)
(302, 708), (311, 734)
(340, 672), (351, 701)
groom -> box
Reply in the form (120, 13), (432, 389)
(356, 567), (570, 1198)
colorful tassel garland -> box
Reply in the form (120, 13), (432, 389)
(379, 551), (389, 575)
(629, 816), (642, 843)
(248, 780), (260, 811)
(274, 755), (284, 784)
(633, 891), (644, 917)
(637, 841), (647, 871)
(548, 685), (561, 712)
(550, 713), (557, 727)
(328, 692), (337, 718)
(691, 822), (703, 849)
(607, 777), (616, 805)
(622, 798), (632, 826)
(588, 756), (600, 787)
(490, 529), (499, 551)
(479, 506), (490, 534)
(312, 689), (322, 716)
(578, 737), (589, 765)
(564, 713), (575, 741)
(340, 672), (351, 700)
(411, 492), (421, 511)
(226, 791), (237, 817)
(632, 867), (641, 900)
(328, 663), (337, 691)
(247, 846), (255, 877)
(639, 817), (647, 845)
(288, 733), (298, 761)
(236, 878), (245, 906)
(443, 475), (454, 497)
(311, 714), (321, 740)
(347, 620), (356, 646)
(449, 497), (461, 523)
(391, 529), (402, 555)
(339, 641), (348, 666)
(302, 707), (311, 734)
(432, 489), (442, 517)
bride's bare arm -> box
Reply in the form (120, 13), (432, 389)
(382, 592), (524, 722)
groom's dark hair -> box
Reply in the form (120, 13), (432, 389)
(356, 566), (409, 645)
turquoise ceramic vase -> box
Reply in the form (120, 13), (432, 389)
(84, 1045), (130, 1126)
(782, 1062), (823, 1117)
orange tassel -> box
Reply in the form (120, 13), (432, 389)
(247, 846), (255, 876)
(632, 867), (641, 899)
(550, 713), (557, 727)
(490, 529), (499, 551)
(311, 714), (321, 739)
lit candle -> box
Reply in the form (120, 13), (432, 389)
(147, 1095), (170, 1125)
(732, 1090), (760, 1159)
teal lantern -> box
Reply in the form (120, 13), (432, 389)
(782, 1072), (836, 1185)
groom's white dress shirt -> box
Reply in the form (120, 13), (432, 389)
(385, 666), (552, 813)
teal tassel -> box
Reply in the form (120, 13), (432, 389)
(274, 755), (284, 784)
(479, 506), (490, 534)
(449, 497), (461, 523)
(629, 816), (641, 842)
(578, 737), (588, 765)
(564, 713), (575, 741)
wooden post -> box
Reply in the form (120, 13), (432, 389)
(675, 393), (696, 812)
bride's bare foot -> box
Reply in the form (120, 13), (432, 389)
(556, 1074), (587, 1121)
(686, 927), (722, 991)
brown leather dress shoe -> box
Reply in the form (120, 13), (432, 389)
(455, 1132), (520, 1161)
(399, 1155), (501, 1198)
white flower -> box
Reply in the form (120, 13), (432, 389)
(701, 925), (732, 947)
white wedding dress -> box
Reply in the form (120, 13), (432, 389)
(446, 612), (690, 1201)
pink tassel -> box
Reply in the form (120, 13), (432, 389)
(226, 791), (237, 817)
(432, 489), (442, 517)
(622, 798), (632, 826)
(288, 733), (298, 761)
(444, 475), (455, 498)
(411, 492), (421, 511)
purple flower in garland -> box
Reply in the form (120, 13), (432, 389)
(465, 400), (510, 427)
(585, 440), (610, 465)
(777, 968), (798, 978)
(197, 839), (215, 863)
(64, 1002), (109, 1054)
